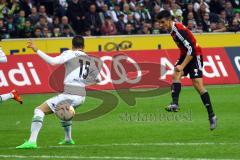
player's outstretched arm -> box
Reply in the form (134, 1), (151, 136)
(27, 40), (64, 66)
(0, 47), (7, 63)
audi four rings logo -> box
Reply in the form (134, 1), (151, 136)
(103, 41), (132, 51)
(97, 55), (142, 85)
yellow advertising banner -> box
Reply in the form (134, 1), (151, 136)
(1, 33), (240, 55)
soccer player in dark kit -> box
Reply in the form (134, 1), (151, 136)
(156, 10), (217, 130)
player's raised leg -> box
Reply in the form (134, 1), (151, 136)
(58, 120), (75, 145)
(16, 102), (53, 149)
(0, 89), (23, 104)
(192, 78), (217, 130)
(165, 70), (183, 112)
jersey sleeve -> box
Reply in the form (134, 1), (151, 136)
(36, 50), (74, 65)
(176, 29), (196, 56)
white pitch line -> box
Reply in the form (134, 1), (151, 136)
(48, 142), (239, 148)
(1, 142), (238, 150)
(0, 155), (237, 160)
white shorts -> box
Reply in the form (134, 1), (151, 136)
(46, 94), (85, 112)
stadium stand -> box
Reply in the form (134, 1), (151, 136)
(0, 0), (239, 38)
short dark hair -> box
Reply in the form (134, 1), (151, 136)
(72, 35), (84, 48)
(156, 10), (172, 20)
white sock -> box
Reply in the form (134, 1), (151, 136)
(0, 93), (14, 101)
(64, 126), (72, 142)
(61, 121), (72, 142)
(29, 109), (45, 143)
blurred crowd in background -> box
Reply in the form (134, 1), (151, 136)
(0, 0), (240, 39)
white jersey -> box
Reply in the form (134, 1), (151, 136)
(0, 48), (7, 63)
(62, 50), (89, 86)
(37, 49), (99, 96)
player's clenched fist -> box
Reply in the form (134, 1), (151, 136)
(27, 39), (38, 52)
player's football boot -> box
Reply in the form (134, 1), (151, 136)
(165, 103), (179, 112)
(16, 141), (37, 149)
(58, 139), (75, 145)
(209, 116), (217, 131)
(11, 89), (23, 104)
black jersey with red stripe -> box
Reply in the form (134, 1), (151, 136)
(170, 22), (202, 56)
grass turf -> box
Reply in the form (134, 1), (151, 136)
(0, 84), (239, 159)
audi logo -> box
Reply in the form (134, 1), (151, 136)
(94, 55), (142, 85)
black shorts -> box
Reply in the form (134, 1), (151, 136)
(175, 55), (203, 79)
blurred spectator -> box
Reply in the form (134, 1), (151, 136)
(138, 22), (151, 34)
(18, 19), (33, 37)
(38, 5), (52, 23)
(219, 10), (230, 27)
(174, 9), (183, 22)
(193, 0), (210, 13)
(110, 3), (122, 23)
(115, 13), (125, 34)
(39, 0), (55, 16)
(186, 12), (198, 28)
(67, 0), (85, 34)
(151, 21), (160, 34)
(19, 0), (35, 17)
(35, 15), (53, 31)
(7, 0), (21, 16)
(62, 25), (74, 37)
(42, 26), (51, 38)
(28, 6), (39, 25)
(182, 3), (200, 26)
(6, 15), (17, 38)
(84, 28), (92, 36)
(123, 23), (135, 35)
(0, 18), (7, 39)
(201, 12), (211, 32)
(101, 16), (117, 35)
(126, 13), (136, 27)
(23, 20), (33, 37)
(16, 10), (26, 33)
(84, 3), (102, 35)
(52, 16), (60, 28)
(213, 21), (227, 32)
(60, 16), (75, 34)
(136, 2), (151, 23)
(151, 5), (161, 23)
(143, 0), (154, 13)
(99, 4), (112, 24)
(171, 2), (183, 22)
(33, 27), (42, 38)
(228, 18), (240, 32)
(54, 0), (68, 17)
(52, 27), (61, 37)
(209, 22), (217, 32)
(234, 13), (240, 22)
(96, 0), (105, 12)
(105, 0), (118, 10)
(24, 30), (32, 38)
(0, 0), (8, 19)
(225, 1), (235, 20)
(209, 0), (225, 14)
(122, 3), (132, 23)
(187, 20), (202, 33)
(229, 0), (240, 11)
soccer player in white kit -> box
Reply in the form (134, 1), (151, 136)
(0, 46), (23, 104)
(16, 36), (97, 149)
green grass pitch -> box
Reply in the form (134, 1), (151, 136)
(0, 84), (239, 160)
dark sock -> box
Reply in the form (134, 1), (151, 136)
(171, 82), (181, 105)
(201, 92), (215, 118)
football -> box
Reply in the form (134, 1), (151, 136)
(55, 101), (75, 121)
